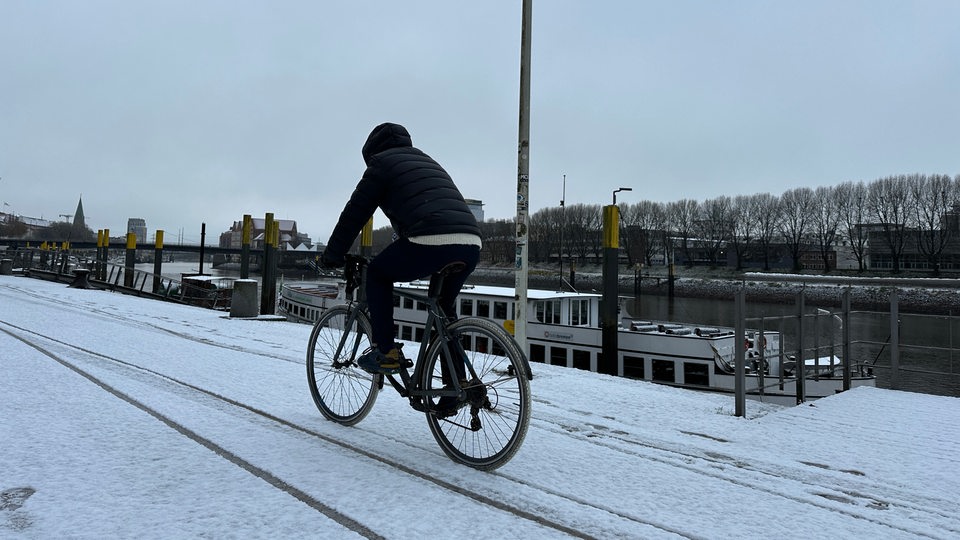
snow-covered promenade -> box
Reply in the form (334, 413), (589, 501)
(2, 275), (959, 538)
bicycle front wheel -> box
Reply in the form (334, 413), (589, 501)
(306, 305), (380, 426)
(422, 317), (531, 471)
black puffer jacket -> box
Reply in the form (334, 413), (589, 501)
(324, 123), (481, 261)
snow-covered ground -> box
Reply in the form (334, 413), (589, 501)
(2, 275), (958, 539)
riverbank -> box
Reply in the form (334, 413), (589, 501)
(467, 264), (960, 315)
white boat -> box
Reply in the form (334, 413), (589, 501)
(279, 280), (875, 404)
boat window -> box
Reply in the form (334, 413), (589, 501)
(492, 339), (506, 356)
(393, 295), (400, 307)
(535, 300), (561, 324)
(416, 301), (426, 311)
(570, 298), (591, 326)
(572, 349), (590, 370)
(477, 300), (490, 318)
(460, 333), (473, 352)
(652, 359), (676, 383)
(460, 298), (473, 316)
(475, 336), (489, 354)
(415, 327), (424, 342)
(683, 362), (709, 386)
(401, 325), (412, 341)
(530, 344), (545, 363)
(549, 346), (567, 366)
(493, 301), (508, 320)
(403, 297), (414, 310)
(624, 355), (645, 379)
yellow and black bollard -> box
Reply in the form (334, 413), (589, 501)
(360, 217), (373, 258)
(600, 203), (620, 376)
(124, 232), (137, 288)
(240, 214), (251, 279)
(153, 230), (164, 294)
(260, 213), (278, 315)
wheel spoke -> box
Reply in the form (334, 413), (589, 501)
(306, 306), (379, 426)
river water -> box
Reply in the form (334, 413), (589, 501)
(139, 262), (959, 397)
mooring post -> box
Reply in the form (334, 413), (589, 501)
(153, 230), (164, 294)
(198, 222), (206, 275)
(240, 214), (251, 279)
(58, 241), (70, 275)
(97, 229), (108, 280)
(96, 230), (104, 280)
(600, 203), (620, 376)
(260, 213), (277, 315)
(124, 232), (136, 288)
(360, 217), (373, 258)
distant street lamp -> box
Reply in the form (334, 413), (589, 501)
(612, 187), (632, 205)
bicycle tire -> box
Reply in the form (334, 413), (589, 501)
(422, 317), (531, 470)
(306, 304), (380, 426)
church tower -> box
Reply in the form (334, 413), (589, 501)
(73, 197), (86, 229)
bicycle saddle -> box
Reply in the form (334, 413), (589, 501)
(436, 261), (467, 276)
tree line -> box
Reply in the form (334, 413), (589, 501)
(473, 173), (960, 274)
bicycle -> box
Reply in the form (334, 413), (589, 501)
(306, 254), (532, 470)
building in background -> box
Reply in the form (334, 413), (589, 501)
(464, 199), (484, 223)
(219, 218), (313, 250)
(127, 218), (147, 244)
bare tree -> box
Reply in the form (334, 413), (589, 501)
(911, 173), (957, 275)
(666, 199), (699, 266)
(810, 185), (841, 272)
(565, 203), (601, 264)
(479, 219), (516, 264)
(779, 187), (814, 272)
(694, 196), (733, 266)
(868, 175), (912, 273)
(626, 200), (668, 267)
(729, 194), (759, 270)
(835, 180), (871, 272)
(528, 207), (560, 264)
(753, 193), (782, 271)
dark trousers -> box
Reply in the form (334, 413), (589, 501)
(366, 239), (480, 353)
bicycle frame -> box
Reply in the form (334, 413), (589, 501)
(337, 255), (478, 412)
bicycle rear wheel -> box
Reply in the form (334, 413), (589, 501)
(306, 305), (380, 425)
(422, 317), (531, 470)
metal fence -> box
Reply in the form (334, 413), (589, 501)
(733, 285), (960, 416)
(10, 247), (235, 310)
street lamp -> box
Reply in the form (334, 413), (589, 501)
(612, 187), (632, 205)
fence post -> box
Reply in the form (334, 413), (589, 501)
(796, 292), (806, 404)
(890, 289), (900, 390)
(842, 288), (851, 390)
(734, 289), (746, 417)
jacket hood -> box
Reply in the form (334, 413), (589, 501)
(361, 122), (412, 164)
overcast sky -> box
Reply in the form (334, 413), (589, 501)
(2, 1), (958, 244)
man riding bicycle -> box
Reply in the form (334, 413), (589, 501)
(321, 122), (482, 384)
